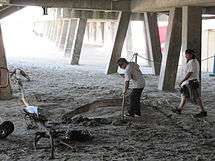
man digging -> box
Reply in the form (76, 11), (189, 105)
(117, 58), (145, 118)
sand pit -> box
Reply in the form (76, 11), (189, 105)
(0, 57), (215, 161)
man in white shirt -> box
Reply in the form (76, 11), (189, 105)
(173, 49), (207, 118)
(117, 58), (145, 117)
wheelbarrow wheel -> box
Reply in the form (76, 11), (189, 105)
(0, 121), (14, 139)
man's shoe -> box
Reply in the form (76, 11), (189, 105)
(193, 111), (207, 118)
(134, 114), (141, 118)
(135, 112), (141, 116)
(172, 108), (182, 115)
(124, 113), (135, 118)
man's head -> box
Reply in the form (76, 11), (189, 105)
(117, 58), (128, 69)
(185, 49), (196, 60)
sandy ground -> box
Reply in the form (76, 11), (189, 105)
(0, 37), (215, 160)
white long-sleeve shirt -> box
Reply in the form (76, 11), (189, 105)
(124, 62), (145, 89)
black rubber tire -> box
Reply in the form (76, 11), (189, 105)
(0, 121), (14, 139)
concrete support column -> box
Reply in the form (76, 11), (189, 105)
(64, 19), (78, 57)
(47, 21), (53, 37)
(69, 18), (87, 65)
(52, 8), (61, 41)
(0, 25), (12, 99)
(92, 22), (97, 42)
(182, 6), (202, 81)
(143, 21), (152, 67)
(158, 8), (182, 90)
(58, 19), (70, 49)
(42, 21), (47, 37)
(56, 19), (64, 45)
(110, 22), (116, 41)
(96, 22), (101, 43)
(106, 11), (131, 74)
(45, 21), (51, 37)
(144, 12), (162, 75)
(104, 22), (113, 48)
(86, 22), (90, 41)
(101, 22), (105, 44)
(48, 21), (54, 39)
(53, 20), (60, 42)
(51, 20), (58, 41)
(126, 23), (133, 58)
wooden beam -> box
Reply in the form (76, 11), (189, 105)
(9, 0), (131, 11)
(158, 8), (182, 91)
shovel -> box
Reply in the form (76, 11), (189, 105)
(122, 94), (126, 121)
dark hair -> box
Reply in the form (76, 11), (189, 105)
(185, 49), (196, 63)
(185, 49), (196, 58)
(117, 58), (128, 65)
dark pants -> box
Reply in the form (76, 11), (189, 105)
(128, 88), (143, 115)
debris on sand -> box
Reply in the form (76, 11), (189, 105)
(65, 130), (93, 142)
(70, 115), (112, 127)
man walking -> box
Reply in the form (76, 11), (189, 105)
(117, 58), (145, 117)
(173, 49), (207, 118)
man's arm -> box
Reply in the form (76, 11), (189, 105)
(179, 72), (193, 86)
(124, 81), (129, 95)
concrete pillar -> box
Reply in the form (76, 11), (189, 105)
(56, 20), (64, 45)
(143, 21), (152, 67)
(104, 22), (112, 48)
(86, 22), (90, 41)
(158, 8), (182, 91)
(126, 22), (133, 58)
(50, 20), (58, 41)
(52, 20), (60, 42)
(48, 21), (54, 39)
(92, 22), (97, 42)
(69, 18), (87, 65)
(96, 22), (101, 44)
(0, 25), (12, 99)
(101, 22), (105, 44)
(45, 21), (51, 37)
(47, 21), (52, 37)
(58, 19), (69, 49)
(64, 19), (78, 57)
(42, 21), (47, 37)
(106, 11), (131, 74)
(110, 21), (116, 41)
(144, 12), (162, 76)
(182, 6), (202, 81)
(52, 9), (61, 41)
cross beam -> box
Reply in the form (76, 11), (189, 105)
(9, 0), (131, 11)
(131, 0), (215, 12)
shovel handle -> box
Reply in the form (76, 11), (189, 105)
(122, 94), (126, 120)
